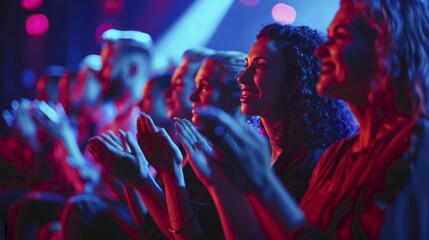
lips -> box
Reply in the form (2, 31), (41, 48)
(320, 62), (335, 74)
(240, 87), (258, 102)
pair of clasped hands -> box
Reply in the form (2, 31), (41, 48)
(87, 106), (272, 193)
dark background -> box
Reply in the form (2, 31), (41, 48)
(0, 0), (338, 110)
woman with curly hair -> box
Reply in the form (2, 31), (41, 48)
(238, 23), (357, 203)
(194, 0), (429, 238)
(173, 23), (357, 239)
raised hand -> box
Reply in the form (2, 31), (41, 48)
(194, 106), (271, 191)
(136, 113), (183, 174)
(88, 130), (150, 185)
(175, 118), (219, 187)
(32, 100), (72, 140)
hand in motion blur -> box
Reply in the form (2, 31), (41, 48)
(3, 99), (38, 141)
(88, 130), (150, 185)
(194, 106), (271, 192)
(32, 100), (72, 140)
(136, 113), (183, 174)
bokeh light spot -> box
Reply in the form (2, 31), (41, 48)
(95, 23), (115, 43)
(21, 0), (43, 10)
(271, 3), (296, 24)
(25, 14), (49, 36)
(103, 0), (125, 14)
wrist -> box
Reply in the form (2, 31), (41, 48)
(161, 169), (186, 188)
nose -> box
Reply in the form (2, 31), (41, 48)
(189, 89), (199, 103)
(237, 67), (253, 84)
(314, 42), (329, 58)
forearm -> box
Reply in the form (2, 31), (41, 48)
(123, 185), (148, 227)
(134, 175), (173, 239)
(162, 170), (203, 240)
(208, 182), (267, 240)
(247, 172), (307, 238)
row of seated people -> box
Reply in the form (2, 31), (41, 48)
(1, 0), (429, 239)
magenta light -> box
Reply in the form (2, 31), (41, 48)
(103, 0), (125, 15)
(25, 14), (49, 36)
(21, 0), (43, 10)
(95, 23), (115, 42)
(271, 3), (296, 24)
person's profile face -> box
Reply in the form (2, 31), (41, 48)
(140, 80), (168, 124)
(163, 60), (196, 119)
(315, 1), (376, 106)
(72, 68), (102, 109)
(189, 59), (226, 123)
(237, 37), (286, 119)
(99, 43), (127, 99)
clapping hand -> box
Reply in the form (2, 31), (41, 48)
(136, 113), (183, 175)
(193, 106), (271, 192)
(175, 117), (221, 187)
(88, 130), (151, 186)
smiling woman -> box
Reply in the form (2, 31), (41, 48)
(192, 0), (429, 239)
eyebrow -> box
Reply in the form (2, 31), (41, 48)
(245, 56), (270, 63)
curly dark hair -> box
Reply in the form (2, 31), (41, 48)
(256, 23), (358, 151)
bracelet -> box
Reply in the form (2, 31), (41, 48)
(168, 212), (198, 234)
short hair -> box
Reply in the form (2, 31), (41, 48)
(182, 47), (216, 64)
(349, 0), (429, 118)
(149, 72), (172, 93)
(256, 23), (358, 150)
(203, 51), (246, 115)
(102, 29), (154, 64)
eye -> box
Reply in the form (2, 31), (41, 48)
(256, 63), (268, 70)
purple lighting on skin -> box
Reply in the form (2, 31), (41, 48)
(25, 14), (49, 36)
(271, 3), (296, 24)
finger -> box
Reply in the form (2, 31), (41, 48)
(126, 132), (141, 156)
(196, 106), (253, 148)
(158, 128), (175, 149)
(174, 119), (192, 142)
(178, 118), (197, 143)
(175, 130), (193, 155)
(119, 129), (131, 153)
(143, 113), (158, 134)
(108, 130), (122, 146)
(102, 133), (122, 150)
(136, 113), (146, 141)
(2, 109), (14, 128)
(139, 113), (151, 134)
(183, 119), (204, 142)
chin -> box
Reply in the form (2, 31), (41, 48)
(240, 104), (258, 116)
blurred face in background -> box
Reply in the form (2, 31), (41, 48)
(99, 43), (127, 99)
(71, 67), (102, 111)
(163, 59), (199, 119)
(189, 58), (227, 124)
(140, 79), (169, 124)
